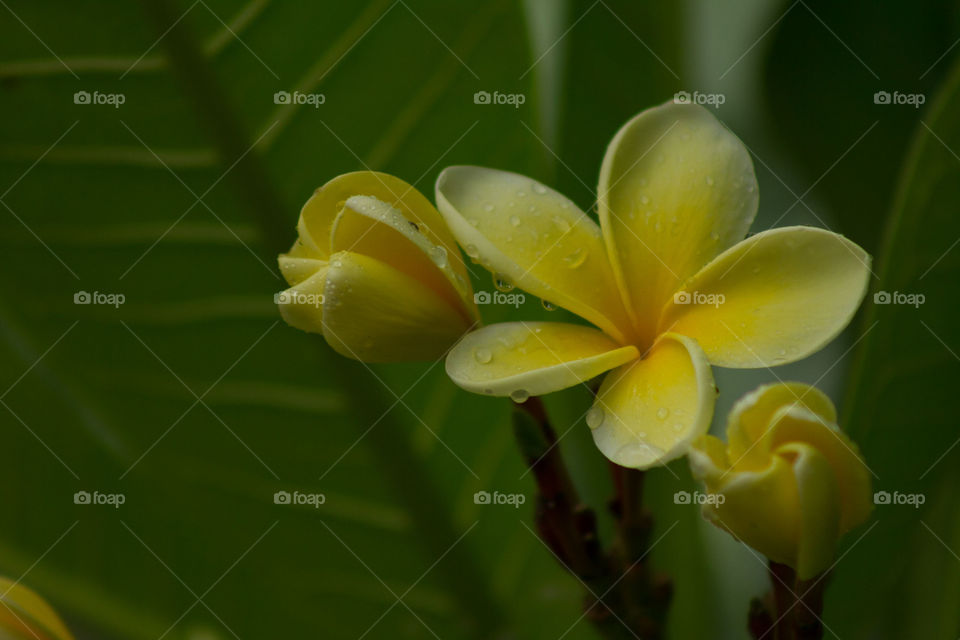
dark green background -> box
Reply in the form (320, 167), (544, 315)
(0, 1), (958, 638)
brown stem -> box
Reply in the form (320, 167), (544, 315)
(755, 562), (826, 640)
(512, 398), (671, 639)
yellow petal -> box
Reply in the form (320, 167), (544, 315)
(766, 406), (873, 533)
(725, 382), (836, 471)
(435, 166), (634, 344)
(330, 195), (477, 323)
(598, 102), (758, 344)
(0, 578), (74, 640)
(276, 266), (328, 334)
(660, 226), (871, 368)
(445, 321), (638, 397)
(589, 333), (715, 469)
(693, 448), (803, 569)
(321, 251), (473, 362)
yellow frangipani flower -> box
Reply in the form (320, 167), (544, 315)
(276, 171), (479, 362)
(688, 382), (872, 579)
(0, 577), (75, 640)
(439, 101), (871, 468)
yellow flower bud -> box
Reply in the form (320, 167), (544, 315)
(688, 382), (872, 579)
(0, 577), (74, 640)
(276, 172), (479, 362)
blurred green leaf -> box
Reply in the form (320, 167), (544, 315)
(761, 0), (960, 253)
(829, 50), (960, 640)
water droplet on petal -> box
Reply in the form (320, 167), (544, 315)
(706, 175), (715, 186)
(563, 247), (588, 269)
(552, 216), (571, 233)
(473, 347), (492, 364)
(586, 407), (605, 429)
(531, 181), (547, 195)
(516, 190), (527, 198)
(429, 245), (448, 268)
(640, 195), (650, 205)
(510, 214), (521, 227)
(656, 407), (669, 420)
(468, 218), (480, 227)
(510, 389), (530, 403)
(464, 243), (480, 259)
(493, 273), (514, 292)
(541, 299), (556, 311)
(483, 203), (495, 212)
(673, 423), (684, 432)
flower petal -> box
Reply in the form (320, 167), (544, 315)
(321, 251), (473, 362)
(659, 226), (871, 368)
(276, 267), (328, 334)
(331, 195), (477, 323)
(0, 577), (75, 640)
(589, 333), (715, 469)
(598, 102), (759, 343)
(436, 166), (634, 343)
(445, 321), (638, 397)
(725, 382), (837, 471)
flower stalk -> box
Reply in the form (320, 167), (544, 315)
(513, 398), (671, 639)
(748, 562), (826, 640)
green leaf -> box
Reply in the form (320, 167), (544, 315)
(829, 51), (960, 640)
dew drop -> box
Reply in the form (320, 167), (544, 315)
(473, 347), (492, 364)
(656, 407), (669, 420)
(464, 243), (480, 259)
(510, 389), (531, 403)
(541, 299), (557, 311)
(706, 175), (715, 186)
(552, 216), (571, 233)
(483, 203), (495, 212)
(516, 190), (527, 198)
(531, 181), (547, 195)
(586, 406), (605, 429)
(673, 423), (684, 432)
(563, 247), (588, 269)
(429, 245), (448, 268)
(640, 195), (650, 205)
(493, 273), (515, 292)
(510, 214), (522, 227)
(468, 218), (480, 227)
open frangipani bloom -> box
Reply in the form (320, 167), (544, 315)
(439, 101), (871, 469)
(276, 171), (480, 362)
(688, 383), (872, 580)
(0, 577), (75, 640)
